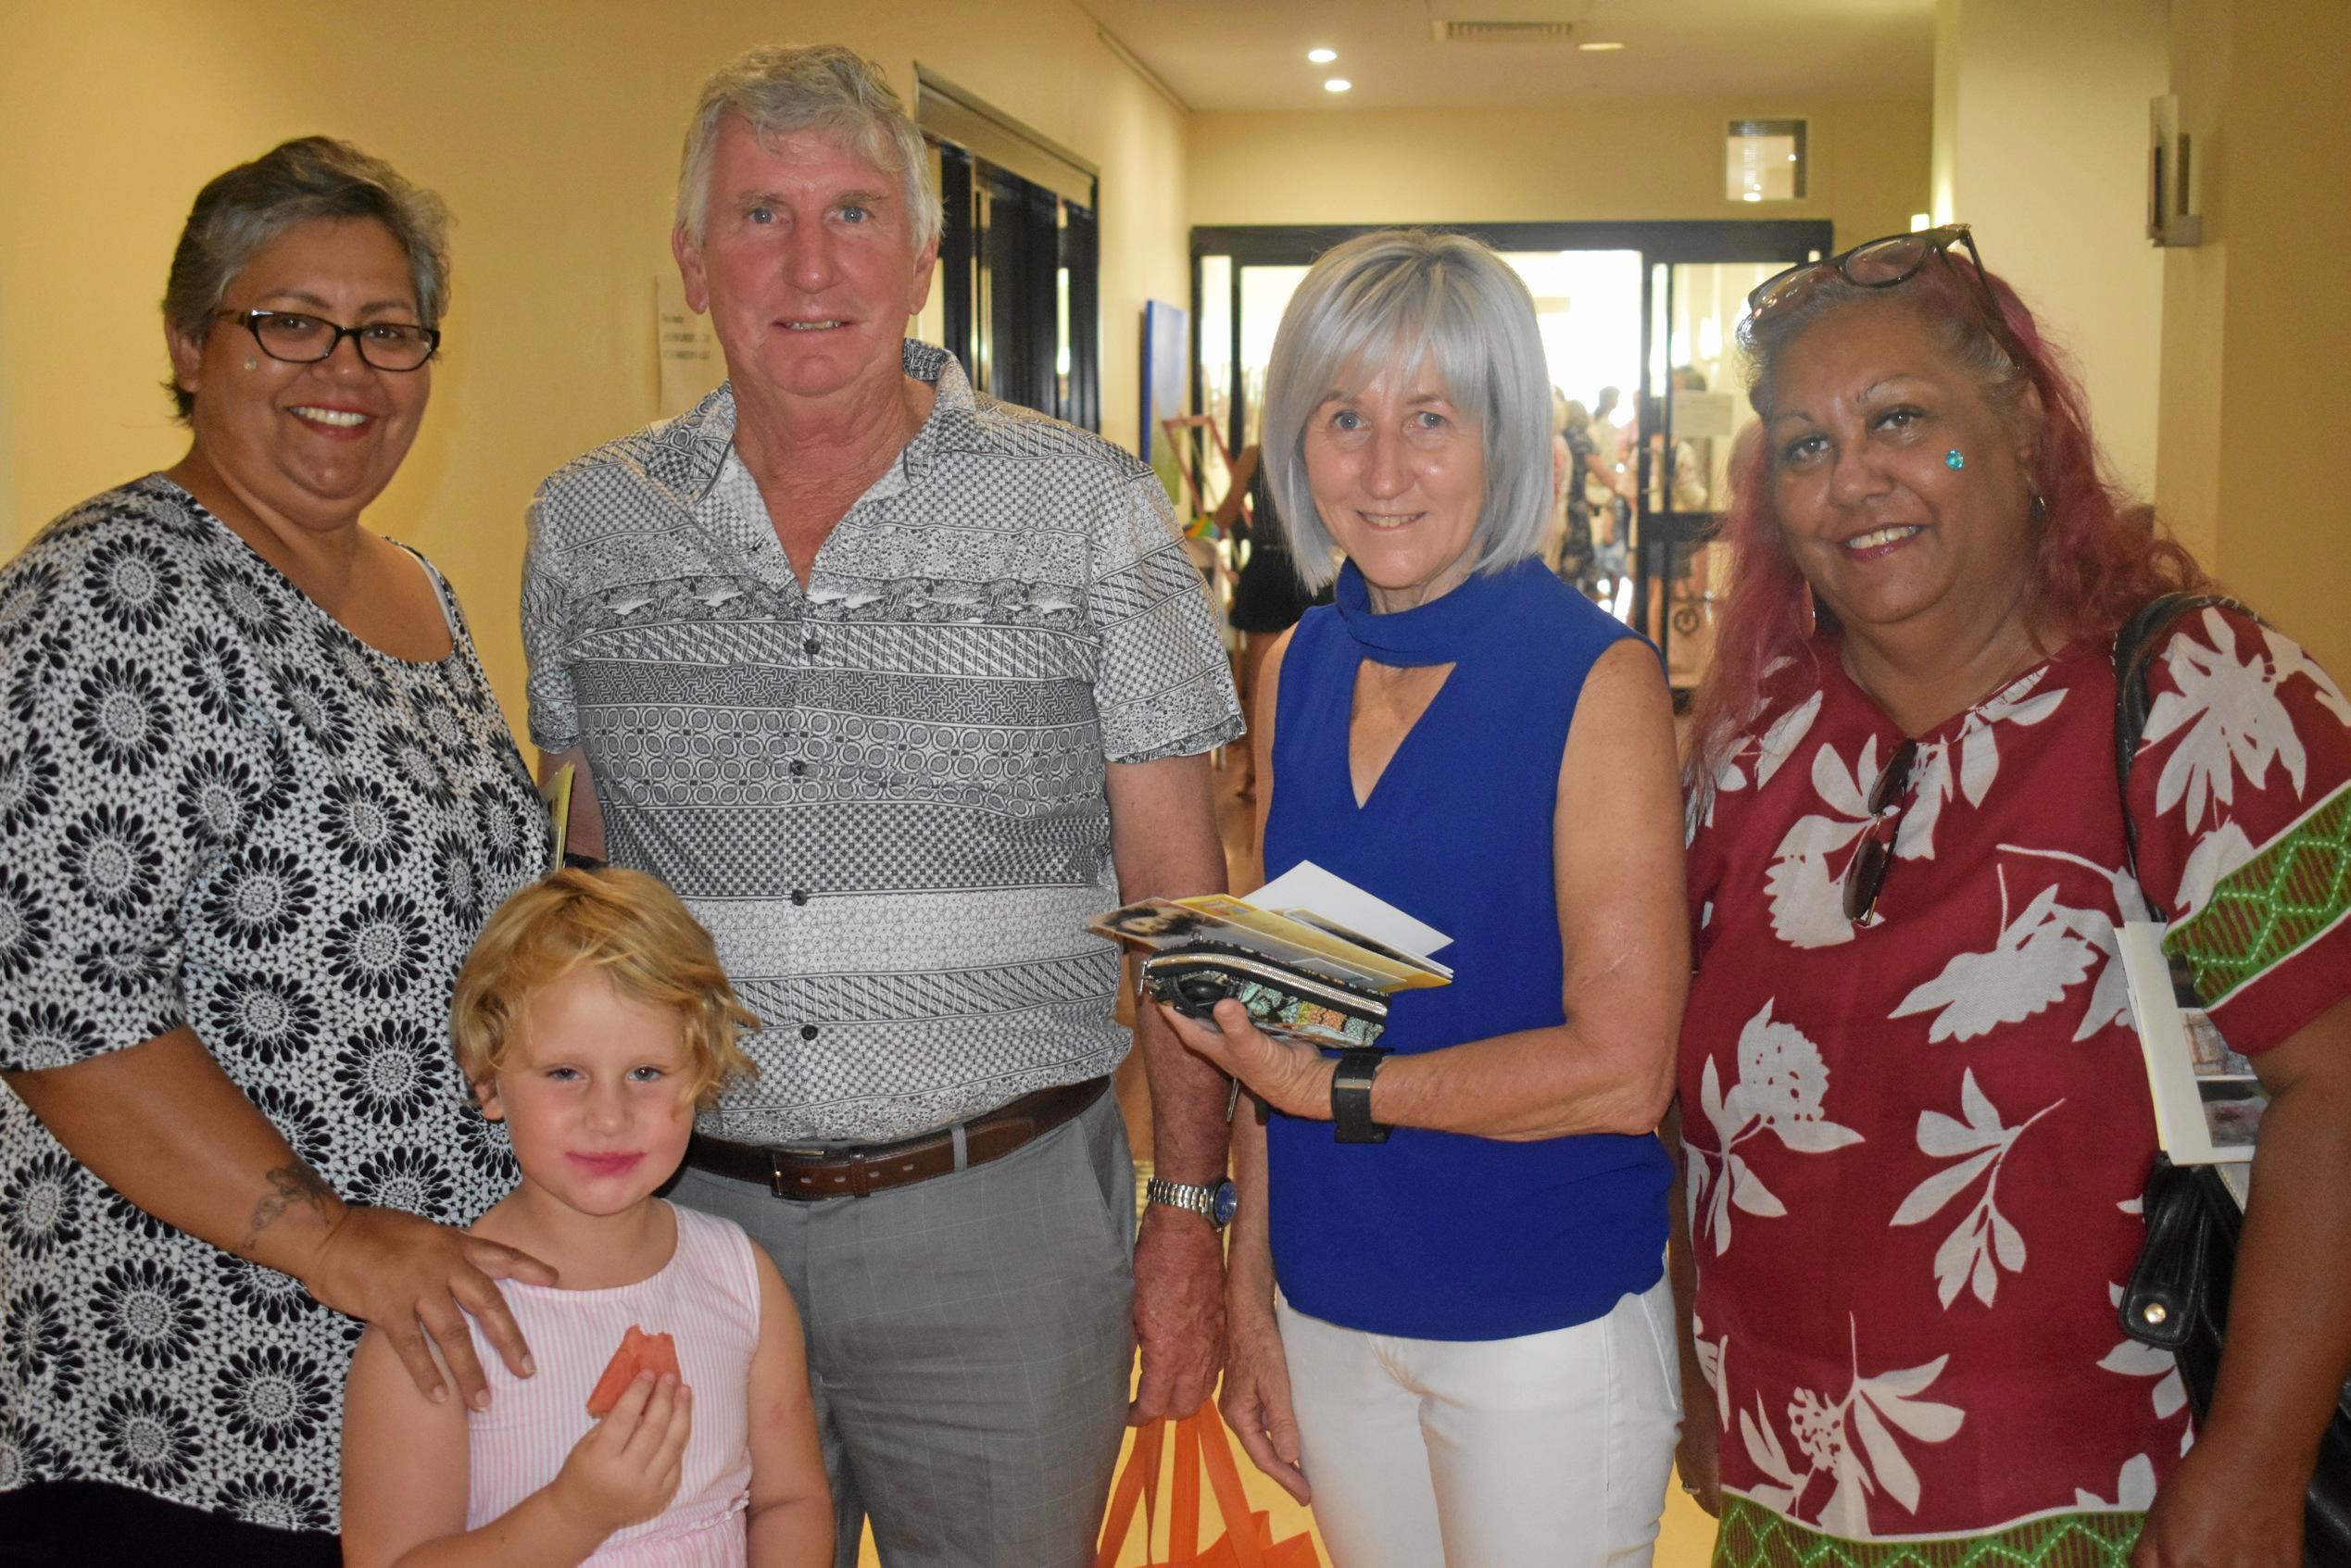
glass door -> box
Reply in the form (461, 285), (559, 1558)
(1637, 249), (1823, 691)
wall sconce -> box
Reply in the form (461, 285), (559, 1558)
(2148, 94), (2203, 247)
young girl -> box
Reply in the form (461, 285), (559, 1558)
(342, 867), (832, 1568)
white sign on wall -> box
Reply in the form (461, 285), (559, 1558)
(657, 273), (723, 417)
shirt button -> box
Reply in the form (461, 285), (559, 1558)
(788, 760), (806, 777)
(790, 889), (809, 906)
(803, 637), (821, 656)
(799, 1024), (819, 1041)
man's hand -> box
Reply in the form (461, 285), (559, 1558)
(304, 1204), (557, 1410)
(1158, 1000), (1335, 1123)
(1129, 1204), (1225, 1424)
(2132, 1437), (2303, 1568)
(1220, 1297), (1309, 1504)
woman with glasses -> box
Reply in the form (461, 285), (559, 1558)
(0, 138), (553, 1564)
(1670, 226), (2351, 1565)
(1161, 230), (1689, 1566)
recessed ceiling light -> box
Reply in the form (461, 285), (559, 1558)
(1741, 191), (1764, 203)
(1308, 47), (1337, 64)
(1578, 41), (1625, 52)
(1324, 77), (1352, 93)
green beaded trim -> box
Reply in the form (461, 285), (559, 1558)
(1710, 1497), (2142, 1568)
(2165, 783), (2351, 1005)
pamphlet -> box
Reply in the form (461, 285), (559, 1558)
(1087, 860), (1452, 996)
(2117, 921), (2266, 1172)
(540, 762), (575, 873)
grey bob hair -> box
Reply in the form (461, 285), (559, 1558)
(676, 44), (943, 253)
(160, 136), (451, 421)
(1260, 229), (1553, 592)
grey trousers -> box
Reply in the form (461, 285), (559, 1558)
(672, 1091), (1138, 1568)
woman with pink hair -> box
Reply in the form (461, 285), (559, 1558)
(1670, 226), (2351, 1566)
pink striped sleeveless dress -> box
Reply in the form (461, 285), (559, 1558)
(462, 1203), (761, 1565)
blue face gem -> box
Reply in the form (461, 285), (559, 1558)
(1946, 449), (1966, 470)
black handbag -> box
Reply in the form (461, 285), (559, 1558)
(2113, 593), (2351, 1565)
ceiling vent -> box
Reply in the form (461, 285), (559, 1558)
(1431, 19), (1581, 43)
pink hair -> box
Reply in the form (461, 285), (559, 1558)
(1688, 251), (2210, 779)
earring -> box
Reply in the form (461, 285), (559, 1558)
(243, 357), (258, 370)
(2030, 492), (2048, 523)
(1945, 449), (1966, 470)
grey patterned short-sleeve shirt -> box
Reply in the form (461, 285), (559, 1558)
(522, 344), (1241, 1143)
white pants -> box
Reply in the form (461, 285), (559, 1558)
(1277, 1277), (1681, 1568)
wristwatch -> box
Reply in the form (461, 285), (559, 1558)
(1331, 1048), (1390, 1144)
(1145, 1176), (1238, 1230)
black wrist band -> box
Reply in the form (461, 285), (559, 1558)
(1331, 1048), (1389, 1144)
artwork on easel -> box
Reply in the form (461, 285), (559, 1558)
(1140, 300), (1189, 508)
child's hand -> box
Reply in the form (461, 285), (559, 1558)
(550, 1371), (694, 1537)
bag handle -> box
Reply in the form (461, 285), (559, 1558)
(1092, 1404), (1267, 1568)
(2111, 592), (2255, 920)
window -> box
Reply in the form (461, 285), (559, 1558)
(918, 69), (1100, 429)
(1726, 119), (1807, 204)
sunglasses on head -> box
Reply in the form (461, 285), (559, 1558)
(1748, 224), (2014, 354)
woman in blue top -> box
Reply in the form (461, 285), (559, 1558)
(1161, 230), (1690, 1566)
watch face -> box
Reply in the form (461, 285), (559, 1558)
(1210, 1178), (1238, 1228)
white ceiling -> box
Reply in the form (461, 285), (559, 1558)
(1074, 0), (1935, 112)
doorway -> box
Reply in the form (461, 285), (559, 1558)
(1189, 220), (1832, 693)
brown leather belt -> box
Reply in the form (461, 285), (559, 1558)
(685, 1077), (1108, 1201)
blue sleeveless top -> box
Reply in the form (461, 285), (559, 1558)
(1263, 558), (1672, 1340)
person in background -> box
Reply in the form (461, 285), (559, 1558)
(0, 137), (554, 1564)
(520, 44), (1242, 1568)
(1170, 229), (1689, 1568)
(1672, 223), (2351, 1565)
(344, 868), (831, 1568)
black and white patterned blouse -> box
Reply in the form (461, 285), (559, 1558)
(0, 477), (549, 1530)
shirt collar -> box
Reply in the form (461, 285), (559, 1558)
(673, 340), (981, 504)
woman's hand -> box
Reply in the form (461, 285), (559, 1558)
(550, 1373), (695, 1538)
(305, 1205), (557, 1410)
(1220, 1297), (1310, 1504)
(2131, 1437), (2302, 1567)
(1156, 999), (1336, 1122)
(1674, 1409), (1722, 1518)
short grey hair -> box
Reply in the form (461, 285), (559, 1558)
(1261, 230), (1553, 592)
(675, 44), (942, 253)
(161, 136), (450, 420)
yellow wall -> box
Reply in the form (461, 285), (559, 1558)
(2156, 0), (2351, 678)
(1188, 98), (1930, 254)
(0, 0), (1190, 733)
(1933, 0), (2171, 500)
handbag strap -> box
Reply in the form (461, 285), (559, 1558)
(1192, 1409), (1269, 1568)
(2111, 591), (2256, 919)
(1097, 1419), (1166, 1568)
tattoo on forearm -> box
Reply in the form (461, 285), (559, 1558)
(240, 1160), (335, 1255)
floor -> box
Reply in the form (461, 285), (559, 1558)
(861, 700), (1720, 1566)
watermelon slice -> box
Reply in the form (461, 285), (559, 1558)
(585, 1325), (681, 1417)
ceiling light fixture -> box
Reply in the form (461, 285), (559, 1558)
(1324, 77), (1352, 93)
(1578, 41), (1625, 52)
(1308, 47), (1337, 64)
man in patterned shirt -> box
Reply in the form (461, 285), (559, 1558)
(521, 44), (1242, 1568)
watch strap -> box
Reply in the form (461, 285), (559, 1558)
(1145, 1177), (1220, 1218)
(1331, 1048), (1390, 1144)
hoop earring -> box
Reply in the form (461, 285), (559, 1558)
(2030, 492), (2048, 524)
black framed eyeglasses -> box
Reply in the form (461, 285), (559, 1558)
(1747, 224), (2013, 355)
(214, 308), (440, 372)
(1842, 736), (1920, 928)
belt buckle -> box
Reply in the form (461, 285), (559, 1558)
(767, 1142), (865, 1200)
